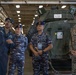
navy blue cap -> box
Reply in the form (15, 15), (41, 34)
(15, 24), (22, 29)
(5, 18), (14, 24)
(36, 21), (45, 26)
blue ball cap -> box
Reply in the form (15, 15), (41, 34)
(5, 18), (14, 24)
(15, 24), (22, 29)
(36, 21), (45, 26)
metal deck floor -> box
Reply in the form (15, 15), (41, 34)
(7, 50), (72, 75)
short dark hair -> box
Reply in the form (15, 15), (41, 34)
(5, 18), (14, 24)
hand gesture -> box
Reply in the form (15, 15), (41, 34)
(71, 50), (76, 56)
(35, 47), (43, 55)
(6, 39), (13, 44)
(33, 51), (39, 56)
(38, 50), (43, 55)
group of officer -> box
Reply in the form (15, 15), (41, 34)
(0, 18), (28, 75)
(0, 17), (53, 75)
(1, 17), (76, 75)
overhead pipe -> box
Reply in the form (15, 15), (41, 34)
(1, 1), (76, 4)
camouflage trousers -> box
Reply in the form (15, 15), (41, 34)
(8, 56), (25, 75)
(32, 54), (49, 75)
(72, 56), (76, 75)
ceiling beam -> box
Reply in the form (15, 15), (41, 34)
(15, 20), (32, 22)
(15, 17), (33, 19)
(6, 11), (36, 14)
(1, 1), (76, 4)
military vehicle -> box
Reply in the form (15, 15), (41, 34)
(27, 5), (76, 73)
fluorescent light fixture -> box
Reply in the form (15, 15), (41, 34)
(35, 14), (38, 17)
(22, 28), (24, 34)
(18, 15), (20, 17)
(33, 17), (35, 20)
(23, 25), (25, 26)
(39, 5), (43, 8)
(17, 11), (20, 13)
(61, 5), (66, 8)
(18, 20), (21, 22)
(19, 23), (22, 25)
(16, 5), (20, 8)
(0, 22), (4, 25)
(12, 27), (15, 31)
(33, 20), (35, 24)
(18, 18), (21, 19)
(31, 24), (33, 25)
(31, 20), (35, 25)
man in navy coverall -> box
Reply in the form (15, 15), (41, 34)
(0, 18), (14, 75)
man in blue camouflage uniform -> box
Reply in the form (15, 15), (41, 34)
(30, 21), (53, 75)
(0, 18), (14, 75)
(7, 24), (28, 75)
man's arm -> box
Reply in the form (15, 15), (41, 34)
(38, 44), (53, 55)
(44, 34), (53, 52)
(30, 44), (39, 56)
(43, 44), (53, 52)
(71, 50), (76, 56)
(6, 39), (16, 48)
